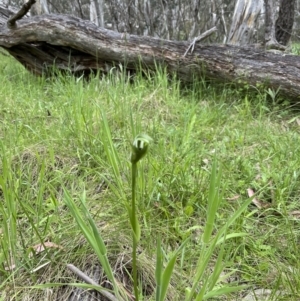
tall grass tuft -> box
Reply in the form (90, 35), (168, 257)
(62, 130), (251, 301)
(0, 147), (17, 274)
(63, 188), (124, 300)
(185, 157), (251, 301)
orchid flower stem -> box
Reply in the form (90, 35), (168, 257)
(130, 134), (152, 301)
(131, 161), (139, 301)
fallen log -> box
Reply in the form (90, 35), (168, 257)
(1, 4), (300, 102)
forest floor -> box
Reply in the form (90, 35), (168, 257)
(0, 50), (300, 301)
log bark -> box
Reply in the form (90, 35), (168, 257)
(1, 4), (300, 102)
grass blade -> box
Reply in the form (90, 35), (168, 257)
(159, 238), (188, 301)
(63, 188), (120, 298)
(155, 236), (162, 301)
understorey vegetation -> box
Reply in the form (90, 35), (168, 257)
(0, 51), (300, 300)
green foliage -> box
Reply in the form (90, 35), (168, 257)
(185, 159), (251, 301)
(156, 236), (189, 301)
(1, 53), (300, 301)
(291, 43), (300, 55)
(63, 188), (122, 299)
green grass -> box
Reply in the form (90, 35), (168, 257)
(290, 43), (300, 55)
(0, 52), (300, 301)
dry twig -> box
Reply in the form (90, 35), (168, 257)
(67, 263), (120, 301)
(183, 26), (217, 57)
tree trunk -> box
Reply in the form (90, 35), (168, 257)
(227, 0), (263, 45)
(1, 4), (300, 102)
(94, 0), (104, 27)
(275, 0), (295, 46)
(89, 0), (104, 27)
(264, 0), (278, 47)
(264, 0), (295, 49)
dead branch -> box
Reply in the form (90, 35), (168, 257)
(7, 0), (36, 28)
(66, 264), (121, 301)
(184, 26), (218, 56)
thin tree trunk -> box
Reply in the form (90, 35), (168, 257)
(95, 0), (104, 28)
(40, 0), (49, 14)
(275, 0), (295, 45)
(264, 0), (277, 46)
(90, 0), (104, 27)
(90, 0), (97, 25)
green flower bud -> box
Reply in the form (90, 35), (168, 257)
(131, 134), (152, 164)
